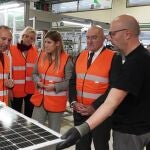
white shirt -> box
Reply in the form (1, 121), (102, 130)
(89, 46), (104, 63)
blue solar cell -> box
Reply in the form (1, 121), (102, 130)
(0, 104), (62, 150)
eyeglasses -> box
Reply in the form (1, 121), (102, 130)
(108, 29), (127, 37)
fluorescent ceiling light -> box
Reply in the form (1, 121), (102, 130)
(62, 20), (91, 28)
(0, 3), (20, 10)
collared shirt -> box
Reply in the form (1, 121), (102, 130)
(89, 46), (104, 63)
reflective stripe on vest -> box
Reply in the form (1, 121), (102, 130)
(13, 66), (25, 71)
(75, 49), (115, 105)
(35, 51), (69, 112)
(41, 90), (66, 96)
(77, 90), (102, 99)
(14, 80), (25, 84)
(41, 74), (63, 82)
(10, 45), (38, 97)
(26, 63), (34, 68)
(0, 73), (9, 79)
(0, 90), (7, 96)
(14, 77), (32, 84)
(77, 73), (109, 83)
(26, 77), (32, 81)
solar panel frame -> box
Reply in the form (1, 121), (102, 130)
(0, 105), (63, 150)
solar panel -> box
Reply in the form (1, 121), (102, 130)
(0, 102), (62, 150)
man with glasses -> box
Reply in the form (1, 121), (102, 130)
(57, 14), (150, 150)
(109, 29), (127, 37)
(67, 25), (122, 150)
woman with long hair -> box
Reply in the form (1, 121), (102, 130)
(31, 30), (73, 134)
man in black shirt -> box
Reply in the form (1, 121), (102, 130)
(56, 15), (150, 150)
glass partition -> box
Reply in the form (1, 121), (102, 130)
(140, 31), (150, 47)
(8, 7), (24, 30)
(78, 0), (112, 11)
(0, 2), (24, 30)
(52, 1), (78, 13)
(0, 1), (24, 44)
(52, 0), (112, 13)
(127, 0), (150, 7)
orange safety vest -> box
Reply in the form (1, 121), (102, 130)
(76, 49), (115, 105)
(0, 54), (10, 105)
(31, 51), (69, 112)
(10, 45), (38, 97)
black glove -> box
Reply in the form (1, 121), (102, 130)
(56, 127), (80, 150)
(56, 122), (90, 150)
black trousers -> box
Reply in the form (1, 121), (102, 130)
(73, 111), (111, 150)
(146, 144), (150, 150)
(11, 94), (34, 118)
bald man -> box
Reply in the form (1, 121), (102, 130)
(68, 25), (122, 150)
(56, 15), (150, 150)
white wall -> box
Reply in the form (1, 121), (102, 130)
(29, 9), (65, 30)
(29, 9), (63, 22)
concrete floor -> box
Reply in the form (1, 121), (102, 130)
(60, 114), (75, 150)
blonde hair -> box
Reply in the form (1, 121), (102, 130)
(44, 30), (64, 72)
(19, 26), (36, 43)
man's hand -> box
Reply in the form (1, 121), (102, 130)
(56, 127), (81, 150)
(56, 122), (90, 150)
(73, 102), (86, 113)
(44, 84), (55, 91)
(80, 105), (95, 116)
(73, 103), (95, 116)
(4, 78), (14, 88)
